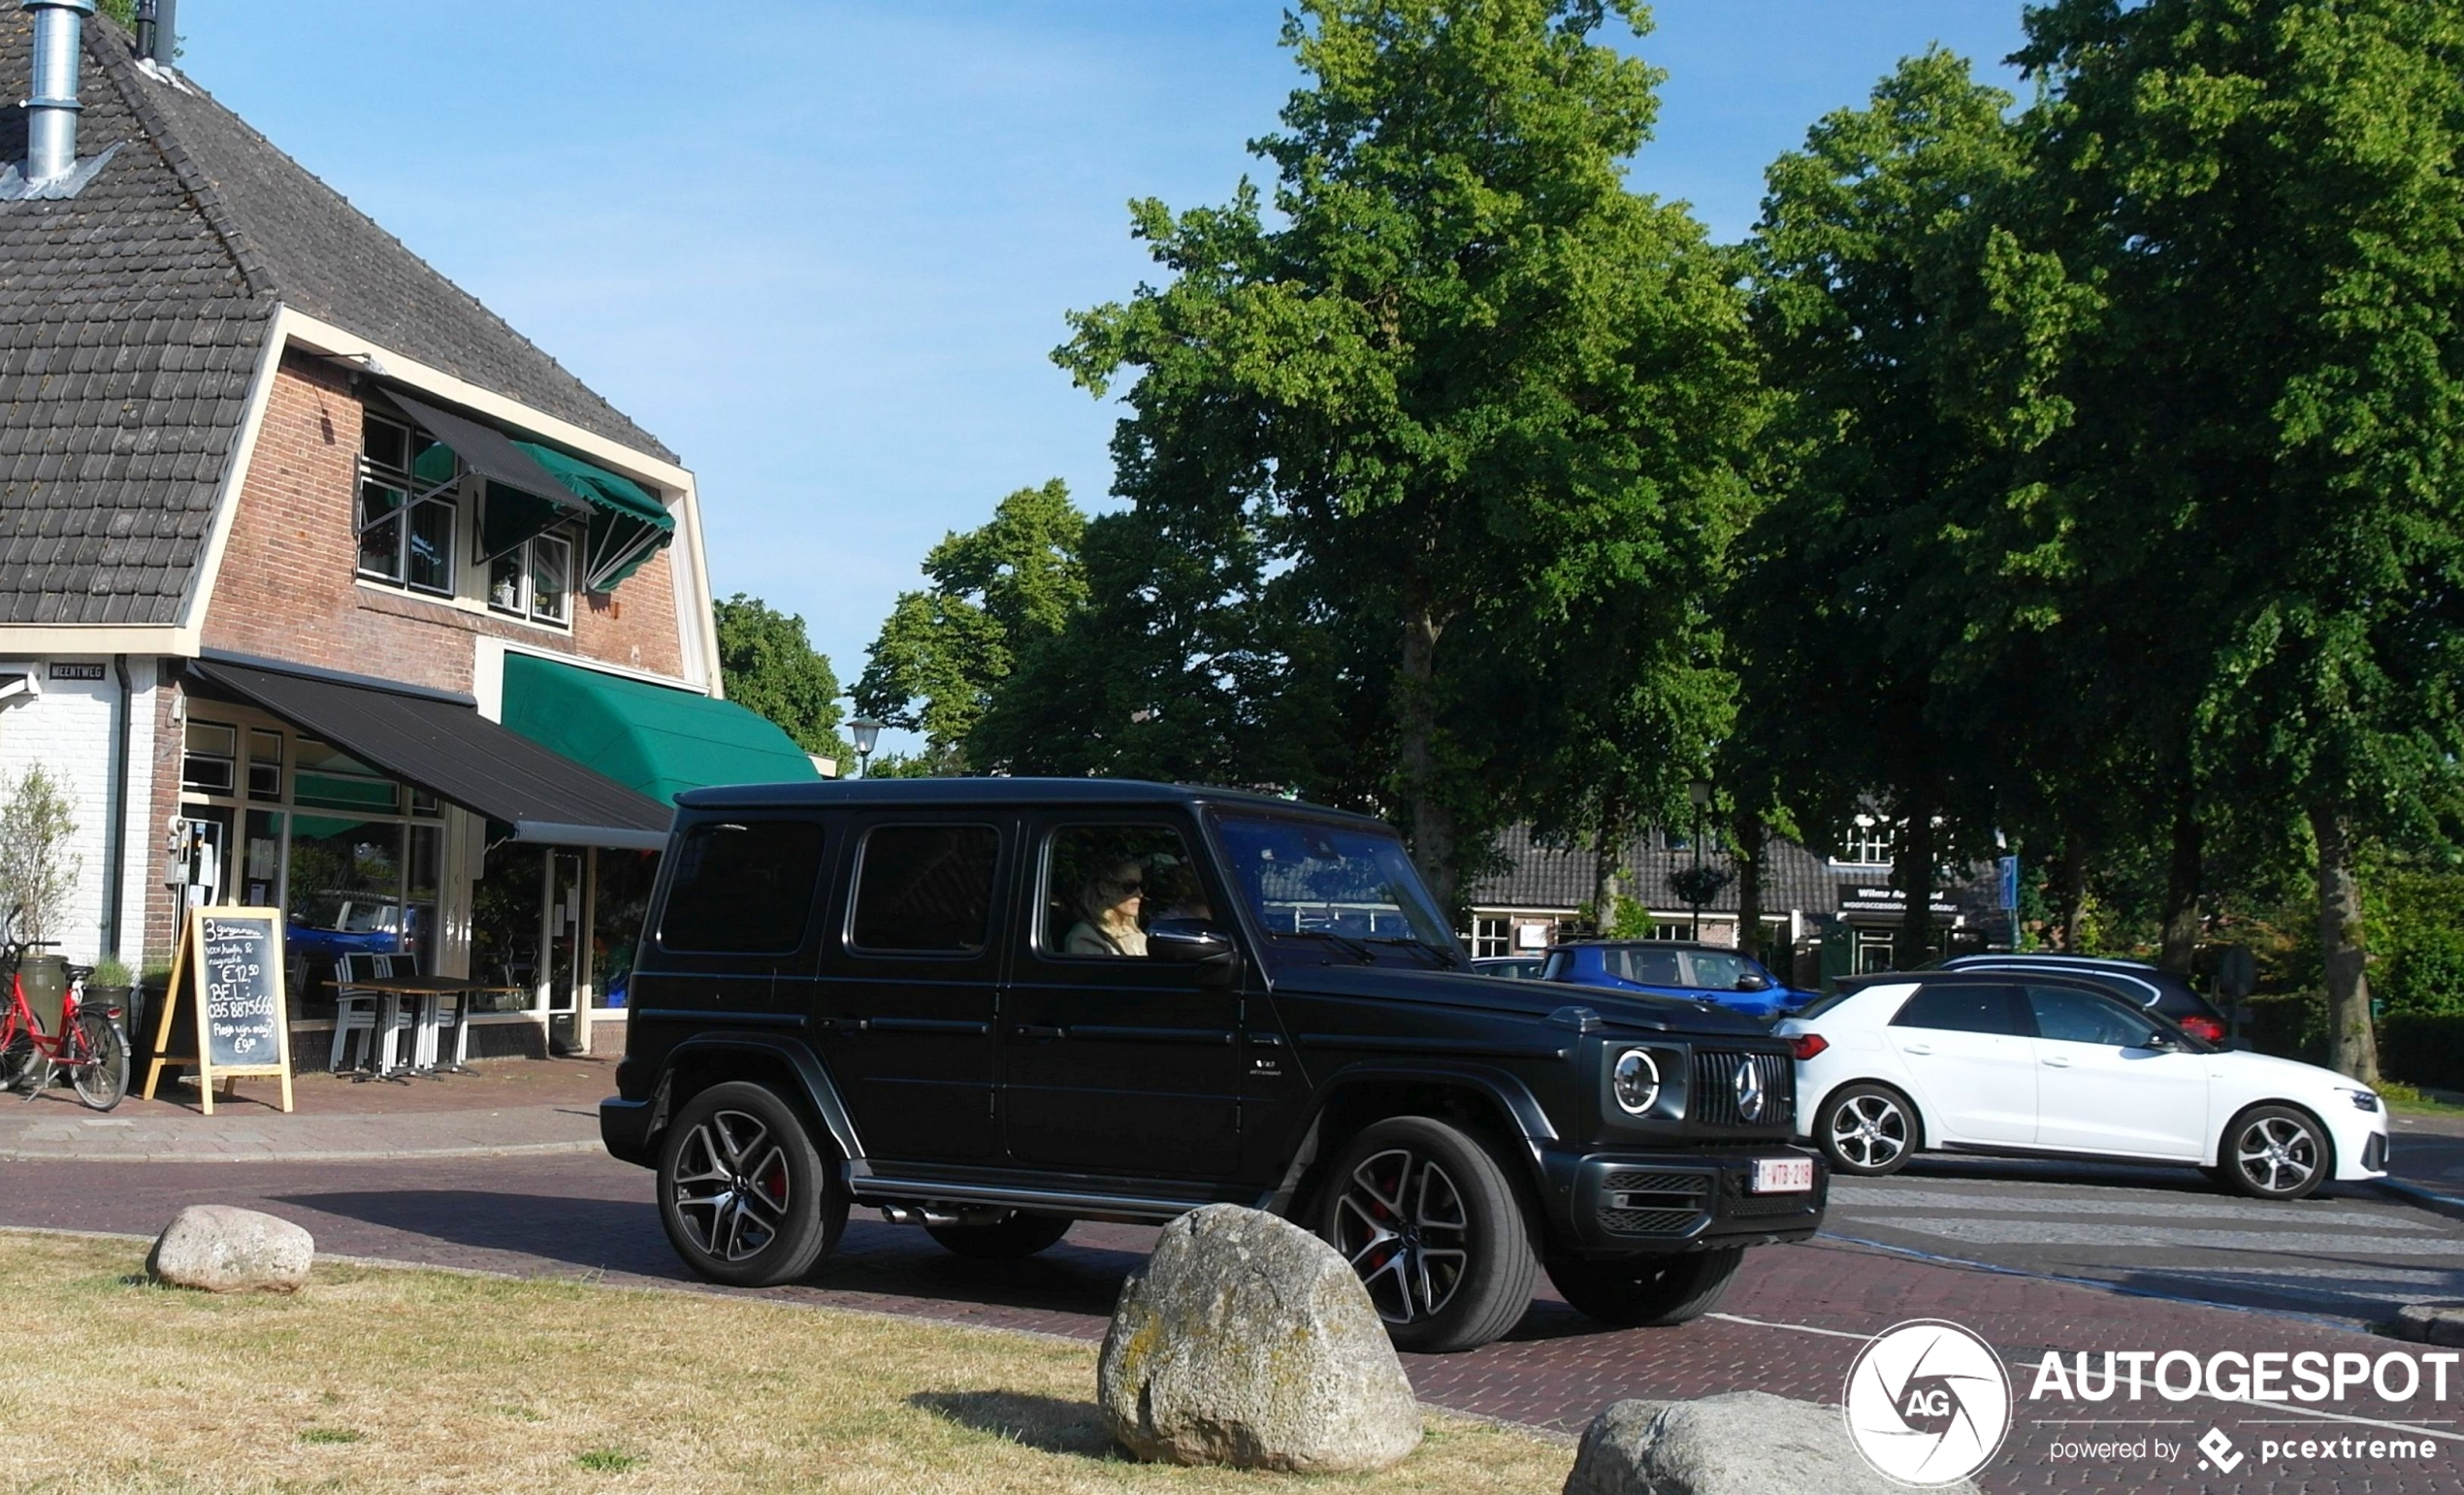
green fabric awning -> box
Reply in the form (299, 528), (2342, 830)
(500, 653), (820, 806)
(512, 441), (678, 591)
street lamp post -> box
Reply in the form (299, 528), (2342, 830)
(848, 719), (882, 779)
(1687, 778), (1711, 940)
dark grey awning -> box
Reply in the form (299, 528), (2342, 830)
(375, 389), (592, 522)
(185, 659), (672, 850)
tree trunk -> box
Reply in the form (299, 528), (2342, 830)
(1395, 603), (1457, 914)
(2309, 804), (2380, 1084)
(1894, 797), (1937, 971)
(1734, 811), (1766, 963)
(1591, 806), (1626, 937)
(2157, 781), (2202, 976)
(2055, 831), (2087, 952)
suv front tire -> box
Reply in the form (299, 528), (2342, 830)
(657, 1081), (846, 1286)
(1317, 1116), (1537, 1353)
(1546, 1247), (1744, 1326)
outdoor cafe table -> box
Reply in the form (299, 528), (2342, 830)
(349, 974), (525, 1079)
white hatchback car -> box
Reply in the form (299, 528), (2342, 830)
(1775, 973), (2388, 1200)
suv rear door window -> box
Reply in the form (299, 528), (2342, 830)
(1622, 946), (1682, 985)
(850, 825), (998, 953)
(1890, 982), (2026, 1036)
(659, 820), (826, 954)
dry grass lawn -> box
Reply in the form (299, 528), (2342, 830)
(0, 1230), (1572, 1494)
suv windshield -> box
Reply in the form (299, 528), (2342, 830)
(1212, 811), (1458, 961)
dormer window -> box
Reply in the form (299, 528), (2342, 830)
(357, 413), (458, 596)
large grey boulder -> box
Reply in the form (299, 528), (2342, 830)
(1097, 1203), (1421, 1473)
(146, 1205), (314, 1293)
(1565, 1391), (1981, 1495)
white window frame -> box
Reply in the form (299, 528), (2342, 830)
(1470, 917), (1509, 959)
(356, 413), (459, 597)
(1837, 815), (1893, 867)
(486, 527), (575, 629)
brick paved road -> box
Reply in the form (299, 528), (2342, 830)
(7, 1152), (2460, 1493)
(1832, 1154), (2464, 1325)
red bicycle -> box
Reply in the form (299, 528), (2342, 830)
(0, 916), (127, 1112)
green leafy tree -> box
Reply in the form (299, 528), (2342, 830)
(712, 595), (850, 764)
(1740, 49), (2064, 967)
(1057, 0), (1761, 910)
(2019, 0), (2464, 1081)
(855, 479), (1086, 774)
(0, 764), (80, 945)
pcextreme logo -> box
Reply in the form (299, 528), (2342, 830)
(1844, 1318), (2014, 1486)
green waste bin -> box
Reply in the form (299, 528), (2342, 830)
(17, 954), (67, 1032)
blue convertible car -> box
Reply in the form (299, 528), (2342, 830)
(1539, 939), (1815, 1018)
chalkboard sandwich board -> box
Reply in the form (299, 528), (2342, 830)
(141, 906), (293, 1115)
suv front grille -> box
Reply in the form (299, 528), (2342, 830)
(1690, 1050), (1794, 1128)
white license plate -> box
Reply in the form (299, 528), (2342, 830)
(1751, 1157), (1815, 1194)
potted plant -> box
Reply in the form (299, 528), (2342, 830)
(84, 955), (132, 1036)
(0, 765), (81, 1030)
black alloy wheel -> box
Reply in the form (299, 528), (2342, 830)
(68, 1012), (126, 1111)
(657, 1082), (846, 1286)
(924, 1211), (1073, 1259)
(1319, 1116), (1537, 1353)
(1816, 1084), (1917, 1177)
(2224, 1105), (2329, 1201)
(1546, 1248), (1745, 1327)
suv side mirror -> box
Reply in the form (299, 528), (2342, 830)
(1149, 918), (1238, 985)
(1735, 974), (1770, 991)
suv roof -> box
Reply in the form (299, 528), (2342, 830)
(1555, 940), (1760, 957)
(673, 776), (1388, 826)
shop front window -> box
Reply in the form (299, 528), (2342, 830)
(592, 848), (660, 1010)
(471, 837), (544, 1013)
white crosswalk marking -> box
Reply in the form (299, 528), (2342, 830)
(1861, 1218), (2461, 1255)
(1831, 1186), (2438, 1229)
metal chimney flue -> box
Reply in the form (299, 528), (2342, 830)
(22, 0), (95, 185)
(133, 0), (171, 65)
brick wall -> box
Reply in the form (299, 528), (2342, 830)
(201, 353), (691, 693)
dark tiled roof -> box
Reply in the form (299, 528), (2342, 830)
(1470, 824), (1841, 918)
(0, 16), (670, 626)
(129, 37), (672, 461)
(0, 17), (271, 624)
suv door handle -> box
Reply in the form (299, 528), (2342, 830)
(2042, 1055), (2072, 1068)
(1011, 1024), (1065, 1041)
(1901, 1042), (1933, 1056)
(1247, 1031), (1283, 1047)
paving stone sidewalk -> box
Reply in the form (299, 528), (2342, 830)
(0, 1056), (610, 1159)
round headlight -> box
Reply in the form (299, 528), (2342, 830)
(1611, 1048), (1661, 1116)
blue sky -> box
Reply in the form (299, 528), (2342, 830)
(179, 2), (2029, 735)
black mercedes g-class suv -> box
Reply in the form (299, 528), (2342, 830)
(601, 779), (1824, 1352)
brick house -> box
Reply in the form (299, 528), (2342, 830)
(0, 7), (814, 1060)
(1466, 821), (2004, 986)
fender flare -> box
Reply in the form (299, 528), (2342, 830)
(1264, 1058), (1559, 1216)
(658, 1031), (865, 1163)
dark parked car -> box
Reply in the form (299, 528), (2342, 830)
(1939, 954), (2228, 1045)
(1470, 955), (1547, 980)
(1540, 940), (1813, 1018)
(602, 779), (1825, 1352)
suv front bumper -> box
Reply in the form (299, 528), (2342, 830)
(1548, 1147), (1828, 1253)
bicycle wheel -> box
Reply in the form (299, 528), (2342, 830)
(68, 1011), (126, 1111)
(1, 1011), (44, 1092)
